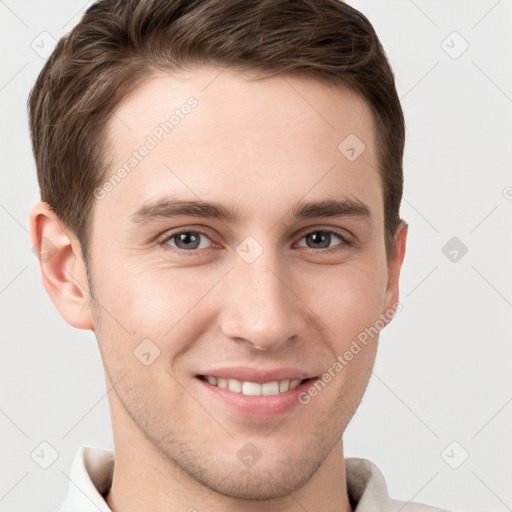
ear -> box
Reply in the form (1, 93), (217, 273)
(381, 220), (408, 320)
(30, 201), (94, 330)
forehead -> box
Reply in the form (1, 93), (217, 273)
(98, 66), (382, 227)
(108, 66), (375, 152)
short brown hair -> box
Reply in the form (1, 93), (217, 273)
(28, 0), (405, 267)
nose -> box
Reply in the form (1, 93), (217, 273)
(218, 249), (308, 351)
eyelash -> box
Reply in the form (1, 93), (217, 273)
(158, 228), (353, 256)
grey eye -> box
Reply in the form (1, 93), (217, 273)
(166, 231), (211, 251)
(298, 231), (344, 250)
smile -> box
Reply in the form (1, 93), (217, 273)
(198, 375), (307, 396)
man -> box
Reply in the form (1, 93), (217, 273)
(28, 0), (449, 510)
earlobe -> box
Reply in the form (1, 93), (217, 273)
(29, 202), (94, 330)
(382, 220), (408, 321)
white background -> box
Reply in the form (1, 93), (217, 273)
(1, 1), (511, 511)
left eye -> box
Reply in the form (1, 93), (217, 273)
(296, 230), (345, 251)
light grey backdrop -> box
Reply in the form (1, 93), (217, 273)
(1, 1), (511, 511)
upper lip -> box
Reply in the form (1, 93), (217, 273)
(197, 367), (317, 384)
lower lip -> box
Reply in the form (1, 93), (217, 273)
(194, 377), (317, 418)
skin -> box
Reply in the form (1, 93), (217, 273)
(30, 66), (407, 512)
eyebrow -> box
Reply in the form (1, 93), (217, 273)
(130, 194), (371, 225)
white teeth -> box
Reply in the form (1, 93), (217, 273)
(203, 376), (307, 396)
(242, 381), (261, 395)
(289, 379), (301, 390)
(227, 378), (242, 393)
(262, 381), (280, 396)
(279, 380), (290, 392)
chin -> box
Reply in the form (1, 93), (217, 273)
(194, 463), (317, 501)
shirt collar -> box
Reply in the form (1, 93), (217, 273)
(58, 447), (114, 512)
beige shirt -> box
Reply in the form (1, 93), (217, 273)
(57, 447), (449, 511)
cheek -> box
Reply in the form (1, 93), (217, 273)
(300, 267), (384, 417)
(306, 263), (388, 349)
(92, 254), (224, 348)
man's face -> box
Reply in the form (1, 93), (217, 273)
(87, 67), (402, 498)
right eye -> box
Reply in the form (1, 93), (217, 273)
(161, 230), (214, 253)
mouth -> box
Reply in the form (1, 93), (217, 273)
(194, 374), (319, 417)
(197, 375), (314, 396)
